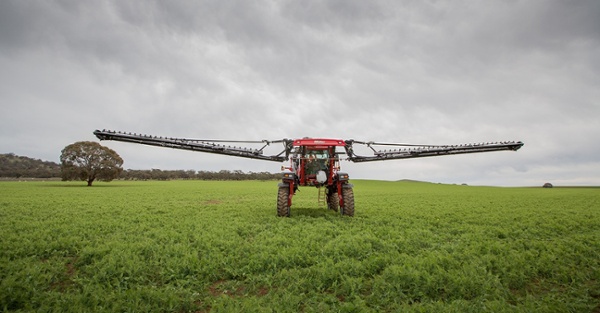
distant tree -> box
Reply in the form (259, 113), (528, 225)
(0, 153), (61, 178)
(60, 141), (123, 186)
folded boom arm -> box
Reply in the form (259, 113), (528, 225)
(345, 140), (523, 162)
(93, 129), (292, 162)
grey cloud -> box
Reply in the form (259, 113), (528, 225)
(0, 0), (598, 185)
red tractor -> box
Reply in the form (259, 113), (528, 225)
(94, 130), (523, 217)
(279, 138), (352, 217)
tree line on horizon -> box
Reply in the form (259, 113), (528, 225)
(0, 153), (279, 181)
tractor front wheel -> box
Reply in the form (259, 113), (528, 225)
(340, 187), (355, 217)
(327, 192), (339, 212)
(277, 187), (291, 217)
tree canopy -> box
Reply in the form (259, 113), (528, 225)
(60, 141), (123, 186)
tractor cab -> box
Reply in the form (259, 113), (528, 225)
(288, 138), (345, 187)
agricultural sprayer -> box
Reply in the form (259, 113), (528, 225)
(94, 129), (523, 217)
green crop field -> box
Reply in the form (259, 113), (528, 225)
(1, 180), (599, 312)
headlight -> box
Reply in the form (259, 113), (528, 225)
(338, 173), (349, 181)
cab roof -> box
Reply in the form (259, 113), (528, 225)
(293, 138), (346, 148)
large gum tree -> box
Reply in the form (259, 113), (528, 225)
(60, 141), (123, 186)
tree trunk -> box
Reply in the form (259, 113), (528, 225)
(87, 179), (94, 186)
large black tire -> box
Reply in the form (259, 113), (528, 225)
(277, 187), (291, 217)
(340, 187), (355, 217)
(327, 192), (339, 212)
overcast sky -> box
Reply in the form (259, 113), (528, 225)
(1, 0), (599, 186)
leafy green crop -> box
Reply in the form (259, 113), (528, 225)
(1, 180), (599, 312)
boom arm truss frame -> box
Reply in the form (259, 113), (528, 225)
(344, 140), (524, 162)
(93, 129), (293, 162)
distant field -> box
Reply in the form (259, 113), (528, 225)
(1, 180), (599, 312)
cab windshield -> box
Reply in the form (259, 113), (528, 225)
(305, 149), (328, 174)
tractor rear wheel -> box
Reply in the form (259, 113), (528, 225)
(340, 187), (355, 217)
(277, 187), (291, 217)
(327, 192), (339, 212)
